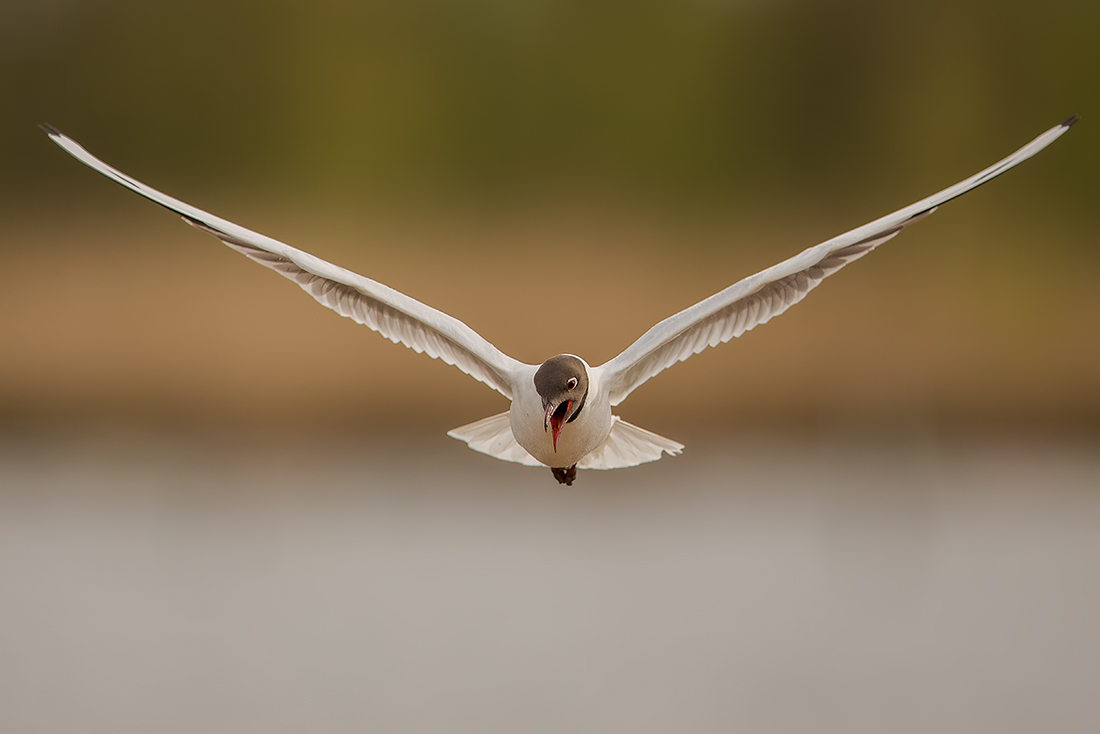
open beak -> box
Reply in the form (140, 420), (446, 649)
(544, 399), (573, 452)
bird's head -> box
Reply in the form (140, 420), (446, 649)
(534, 355), (589, 452)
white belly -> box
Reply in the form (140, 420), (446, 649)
(509, 365), (613, 468)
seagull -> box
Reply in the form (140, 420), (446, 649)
(41, 117), (1076, 485)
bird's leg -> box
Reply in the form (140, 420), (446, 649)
(550, 465), (577, 486)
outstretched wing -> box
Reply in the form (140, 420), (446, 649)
(41, 125), (526, 399)
(599, 117), (1077, 406)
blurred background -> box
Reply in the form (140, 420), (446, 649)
(1, 1), (1098, 732)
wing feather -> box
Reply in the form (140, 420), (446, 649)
(600, 118), (1076, 406)
(41, 125), (525, 399)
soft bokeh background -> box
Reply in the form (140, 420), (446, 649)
(1, 1), (1098, 732)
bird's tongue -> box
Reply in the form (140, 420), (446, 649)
(548, 400), (572, 452)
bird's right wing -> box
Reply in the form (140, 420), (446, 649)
(42, 125), (527, 399)
(599, 117), (1077, 406)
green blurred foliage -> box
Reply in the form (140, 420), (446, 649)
(1, 0), (1096, 431)
(3, 0), (1095, 211)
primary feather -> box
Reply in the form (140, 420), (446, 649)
(41, 117), (1076, 478)
(598, 117), (1077, 406)
(39, 124), (525, 399)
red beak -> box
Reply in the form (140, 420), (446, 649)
(544, 400), (572, 452)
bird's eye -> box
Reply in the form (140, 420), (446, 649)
(567, 377), (578, 390)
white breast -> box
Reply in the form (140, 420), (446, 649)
(509, 360), (613, 468)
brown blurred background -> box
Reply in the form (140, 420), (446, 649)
(3, 4), (1100, 733)
(2, 0), (1096, 441)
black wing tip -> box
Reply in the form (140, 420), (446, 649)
(38, 122), (62, 137)
(1061, 114), (1080, 128)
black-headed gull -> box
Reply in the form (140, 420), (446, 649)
(41, 118), (1076, 484)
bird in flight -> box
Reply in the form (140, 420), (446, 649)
(42, 117), (1076, 484)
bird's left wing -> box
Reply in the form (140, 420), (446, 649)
(41, 125), (526, 399)
(599, 116), (1077, 406)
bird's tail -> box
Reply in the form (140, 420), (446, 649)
(448, 412), (683, 470)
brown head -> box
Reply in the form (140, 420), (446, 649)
(533, 355), (589, 452)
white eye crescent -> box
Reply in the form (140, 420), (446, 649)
(567, 377), (578, 390)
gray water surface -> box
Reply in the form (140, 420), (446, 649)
(1, 431), (1098, 733)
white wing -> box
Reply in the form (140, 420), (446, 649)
(599, 117), (1077, 406)
(41, 125), (527, 399)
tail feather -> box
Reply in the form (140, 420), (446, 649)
(447, 412), (542, 467)
(448, 412), (682, 470)
(578, 416), (683, 470)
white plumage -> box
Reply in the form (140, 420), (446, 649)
(41, 117), (1075, 481)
